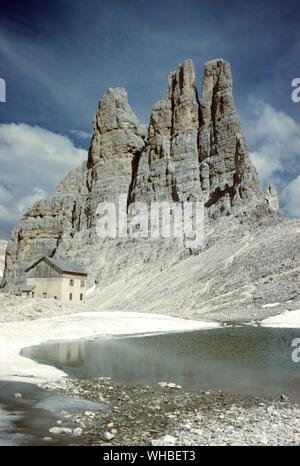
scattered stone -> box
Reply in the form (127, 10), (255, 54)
(152, 434), (177, 446)
(158, 382), (168, 388)
(294, 433), (300, 444)
(158, 382), (182, 389)
(49, 426), (73, 435)
(14, 392), (22, 399)
(73, 427), (83, 437)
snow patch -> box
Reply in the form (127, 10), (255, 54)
(262, 303), (280, 308)
(261, 309), (300, 328)
(86, 283), (96, 296)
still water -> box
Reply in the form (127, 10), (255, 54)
(0, 381), (104, 446)
(22, 326), (300, 401)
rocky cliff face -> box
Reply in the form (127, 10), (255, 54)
(198, 60), (261, 216)
(75, 87), (145, 231)
(130, 59), (202, 204)
(2, 59), (284, 305)
(130, 59), (261, 218)
(3, 162), (86, 288)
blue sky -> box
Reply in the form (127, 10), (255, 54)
(0, 0), (300, 237)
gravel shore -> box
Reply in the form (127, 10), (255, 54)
(41, 377), (300, 446)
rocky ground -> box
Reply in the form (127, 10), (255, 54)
(0, 293), (82, 322)
(83, 215), (300, 322)
(41, 377), (300, 446)
(0, 275), (299, 324)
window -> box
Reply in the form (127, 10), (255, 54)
(69, 293), (73, 301)
(80, 293), (83, 301)
(70, 279), (74, 286)
(54, 296), (57, 300)
(80, 279), (85, 288)
(32, 292), (35, 298)
(42, 292), (47, 298)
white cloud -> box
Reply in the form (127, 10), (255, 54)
(68, 129), (91, 140)
(0, 123), (86, 238)
(246, 100), (300, 217)
(282, 175), (300, 218)
(15, 187), (48, 215)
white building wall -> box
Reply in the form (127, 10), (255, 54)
(26, 274), (86, 304)
(27, 277), (63, 299)
(61, 273), (86, 304)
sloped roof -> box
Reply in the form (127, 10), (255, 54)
(46, 257), (87, 275)
(25, 256), (87, 276)
(21, 285), (35, 292)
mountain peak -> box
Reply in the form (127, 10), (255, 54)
(1, 59), (277, 291)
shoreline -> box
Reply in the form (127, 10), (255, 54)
(0, 307), (299, 385)
(41, 377), (300, 446)
(0, 311), (220, 384)
(260, 308), (300, 328)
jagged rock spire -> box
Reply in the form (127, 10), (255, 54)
(75, 87), (146, 229)
(198, 59), (261, 216)
(130, 59), (202, 204)
(86, 87), (145, 193)
(88, 87), (144, 166)
(130, 58), (261, 217)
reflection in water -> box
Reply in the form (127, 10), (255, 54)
(29, 340), (85, 366)
(22, 327), (300, 401)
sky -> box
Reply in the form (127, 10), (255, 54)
(0, 0), (299, 238)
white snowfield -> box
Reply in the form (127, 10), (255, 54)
(86, 282), (96, 296)
(0, 311), (219, 383)
(262, 302), (280, 308)
(261, 309), (300, 328)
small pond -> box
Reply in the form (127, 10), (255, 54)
(22, 326), (300, 401)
